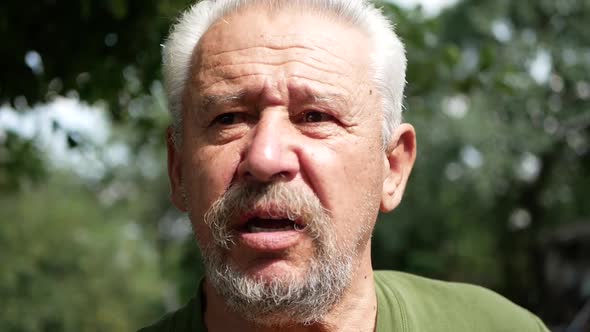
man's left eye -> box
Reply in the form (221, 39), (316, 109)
(303, 111), (334, 123)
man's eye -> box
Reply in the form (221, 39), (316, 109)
(212, 113), (241, 126)
(303, 111), (334, 123)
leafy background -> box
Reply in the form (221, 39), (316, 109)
(1, 0), (589, 331)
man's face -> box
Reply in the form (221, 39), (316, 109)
(167, 6), (407, 323)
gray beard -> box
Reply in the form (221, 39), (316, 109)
(197, 182), (356, 326)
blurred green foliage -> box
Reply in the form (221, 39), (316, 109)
(0, 173), (166, 331)
(1, 0), (589, 330)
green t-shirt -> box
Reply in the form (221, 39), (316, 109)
(138, 271), (549, 331)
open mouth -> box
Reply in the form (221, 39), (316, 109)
(242, 217), (306, 233)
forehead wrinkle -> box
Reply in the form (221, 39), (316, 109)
(202, 59), (346, 79)
(305, 42), (361, 68)
(201, 73), (269, 91)
(202, 43), (350, 69)
(199, 42), (356, 72)
(288, 74), (355, 97)
(202, 44), (316, 59)
(199, 63), (353, 95)
(204, 43), (354, 69)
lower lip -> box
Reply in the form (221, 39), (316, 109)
(237, 230), (304, 251)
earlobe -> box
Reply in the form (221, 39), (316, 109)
(166, 127), (188, 212)
(380, 123), (417, 213)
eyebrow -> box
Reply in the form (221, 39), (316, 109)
(293, 87), (348, 109)
(309, 93), (345, 105)
(199, 90), (247, 113)
(198, 89), (348, 113)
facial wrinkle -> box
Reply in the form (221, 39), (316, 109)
(202, 59), (346, 78)
(203, 43), (354, 69)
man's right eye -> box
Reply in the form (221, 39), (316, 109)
(212, 113), (241, 126)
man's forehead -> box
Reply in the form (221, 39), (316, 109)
(194, 5), (367, 56)
(182, 4), (375, 112)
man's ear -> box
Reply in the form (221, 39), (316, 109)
(167, 127), (188, 212)
(380, 123), (416, 212)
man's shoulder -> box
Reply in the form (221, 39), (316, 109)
(374, 270), (549, 332)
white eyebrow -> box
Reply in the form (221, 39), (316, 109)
(198, 90), (347, 113)
(306, 92), (348, 110)
(199, 90), (247, 113)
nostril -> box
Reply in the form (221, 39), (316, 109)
(275, 172), (288, 179)
(242, 170), (290, 182)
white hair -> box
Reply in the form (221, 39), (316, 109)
(163, 0), (406, 147)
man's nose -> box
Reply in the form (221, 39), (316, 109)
(237, 113), (299, 182)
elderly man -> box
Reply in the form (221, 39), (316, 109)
(140, 0), (549, 331)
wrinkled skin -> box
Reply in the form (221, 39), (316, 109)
(167, 6), (416, 332)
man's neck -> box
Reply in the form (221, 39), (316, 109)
(203, 250), (377, 332)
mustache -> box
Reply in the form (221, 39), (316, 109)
(203, 182), (329, 249)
